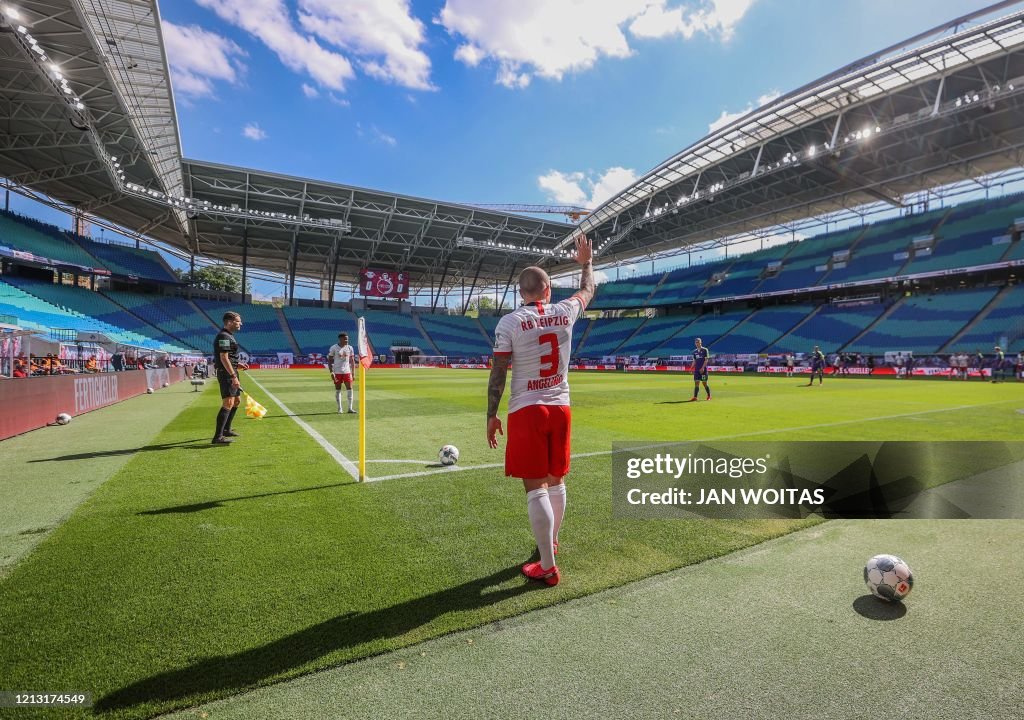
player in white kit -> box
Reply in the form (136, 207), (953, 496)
(487, 234), (595, 586)
(327, 332), (357, 413)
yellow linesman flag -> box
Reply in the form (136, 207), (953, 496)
(245, 392), (267, 419)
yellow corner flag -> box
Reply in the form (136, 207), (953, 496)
(245, 392), (267, 419)
(357, 316), (374, 481)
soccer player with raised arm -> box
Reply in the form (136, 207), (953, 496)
(808, 345), (826, 385)
(486, 235), (595, 587)
(690, 337), (711, 401)
(327, 332), (357, 413)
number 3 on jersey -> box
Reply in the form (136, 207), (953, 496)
(538, 333), (559, 377)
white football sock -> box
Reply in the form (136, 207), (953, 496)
(548, 483), (566, 544)
(526, 488), (555, 570)
(347, 389), (354, 410)
(335, 389), (342, 410)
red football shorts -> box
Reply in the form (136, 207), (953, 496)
(505, 404), (572, 479)
(332, 372), (352, 387)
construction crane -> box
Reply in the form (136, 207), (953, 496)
(466, 204), (592, 222)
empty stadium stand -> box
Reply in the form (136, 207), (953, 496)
(281, 305), (357, 355)
(417, 315), (492, 358)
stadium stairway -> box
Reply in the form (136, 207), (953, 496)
(938, 285), (1015, 352)
(840, 297), (906, 351)
(610, 316), (654, 355)
(707, 309), (758, 350)
(766, 305), (823, 351)
(100, 290), (204, 352)
(275, 307), (301, 356)
(411, 314), (442, 355)
(573, 321), (596, 358)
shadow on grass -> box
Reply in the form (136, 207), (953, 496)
(95, 564), (540, 713)
(655, 400), (698, 405)
(138, 481), (358, 515)
(28, 439), (214, 462)
(852, 594), (907, 620)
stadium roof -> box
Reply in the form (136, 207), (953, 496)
(564, 2), (1024, 265)
(2, 1), (1024, 293)
(0, 0), (186, 235)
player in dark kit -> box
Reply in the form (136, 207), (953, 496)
(808, 346), (825, 385)
(213, 311), (247, 445)
(690, 337), (711, 401)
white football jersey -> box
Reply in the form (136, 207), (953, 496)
(493, 296), (585, 414)
(328, 344), (354, 374)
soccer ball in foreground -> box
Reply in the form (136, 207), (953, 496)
(439, 445), (460, 466)
(146, 387), (154, 394)
(864, 554), (914, 602)
(56, 413), (72, 425)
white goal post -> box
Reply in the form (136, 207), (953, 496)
(404, 355), (448, 368)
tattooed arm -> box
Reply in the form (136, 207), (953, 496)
(574, 235), (595, 309)
(487, 354), (511, 448)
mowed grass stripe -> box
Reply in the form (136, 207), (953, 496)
(168, 520), (1024, 720)
(0, 382), (207, 578)
(1, 370), (1021, 718)
(0, 371), (814, 719)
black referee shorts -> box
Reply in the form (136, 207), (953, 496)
(218, 373), (242, 399)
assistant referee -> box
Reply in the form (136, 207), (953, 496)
(213, 311), (247, 445)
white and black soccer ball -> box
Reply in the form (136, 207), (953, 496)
(146, 387), (154, 394)
(864, 554), (914, 602)
(55, 412), (72, 425)
(162, 381), (169, 388)
(438, 444), (460, 466)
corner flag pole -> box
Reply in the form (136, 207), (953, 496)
(357, 317), (372, 482)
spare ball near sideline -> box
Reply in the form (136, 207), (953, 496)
(438, 444), (460, 466)
(162, 381), (169, 388)
(864, 554), (914, 602)
(146, 387), (154, 394)
(55, 413), (72, 425)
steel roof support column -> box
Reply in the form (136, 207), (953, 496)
(287, 233), (298, 307)
(241, 228), (248, 302)
(327, 248), (341, 309)
(498, 264), (517, 314)
(462, 259), (483, 315)
(431, 256), (452, 313)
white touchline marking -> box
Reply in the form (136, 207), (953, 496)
(367, 399), (1014, 482)
(244, 373), (359, 480)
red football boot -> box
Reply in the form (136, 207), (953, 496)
(522, 561), (560, 586)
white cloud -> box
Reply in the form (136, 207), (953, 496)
(297, 0), (434, 91)
(538, 170), (588, 206)
(708, 90), (780, 133)
(356, 122), (397, 146)
(301, 82), (319, 98)
(439, 0), (757, 88)
(630, 0), (756, 41)
(196, 0), (355, 90)
(538, 167), (639, 209)
(162, 20), (246, 98)
(242, 122), (268, 140)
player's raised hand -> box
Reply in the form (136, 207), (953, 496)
(574, 234), (592, 265)
(487, 416), (504, 449)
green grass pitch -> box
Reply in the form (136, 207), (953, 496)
(0, 369), (1021, 718)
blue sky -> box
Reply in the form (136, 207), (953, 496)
(9, 0), (1004, 300)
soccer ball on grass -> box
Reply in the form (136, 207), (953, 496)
(55, 413), (72, 425)
(146, 387), (154, 394)
(864, 554), (913, 602)
(438, 444), (460, 466)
